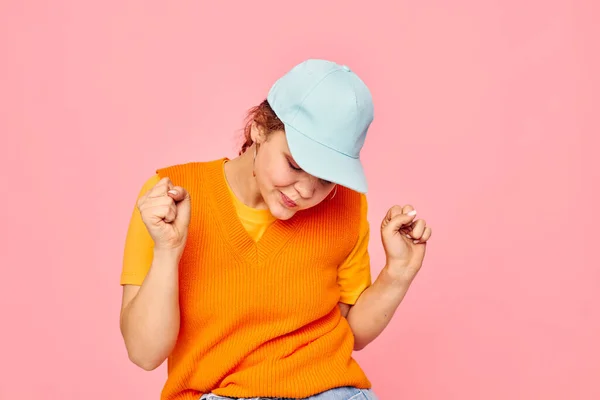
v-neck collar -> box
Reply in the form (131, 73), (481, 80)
(206, 158), (302, 265)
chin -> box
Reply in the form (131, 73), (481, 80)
(269, 204), (296, 220)
(266, 195), (297, 220)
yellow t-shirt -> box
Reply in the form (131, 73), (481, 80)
(122, 171), (372, 305)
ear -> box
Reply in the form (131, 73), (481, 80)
(250, 121), (267, 144)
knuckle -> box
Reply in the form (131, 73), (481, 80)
(154, 204), (167, 214)
(156, 177), (171, 189)
(389, 205), (403, 217)
(155, 196), (174, 206)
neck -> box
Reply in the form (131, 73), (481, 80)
(224, 145), (268, 209)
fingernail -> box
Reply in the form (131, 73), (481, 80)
(407, 210), (417, 216)
(405, 234), (412, 238)
(413, 239), (420, 244)
(168, 190), (178, 195)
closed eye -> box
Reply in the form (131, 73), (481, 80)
(287, 159), (302, 171)
(287, 156), (331, 185)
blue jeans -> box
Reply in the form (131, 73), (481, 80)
(200, 386), (378, 400)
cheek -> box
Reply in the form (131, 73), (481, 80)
(270, 169), (296, 188)
(261, 159), (295, 188)
(309, 187), (331, 204)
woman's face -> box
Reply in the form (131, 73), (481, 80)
(251, 128), (336, 220)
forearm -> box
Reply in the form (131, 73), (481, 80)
(346, 264), (413, 350)
(120, 249), (181, 370)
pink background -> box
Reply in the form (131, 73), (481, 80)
(1, 1), (598, 399)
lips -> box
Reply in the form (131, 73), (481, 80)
(280, 192), (298, 208)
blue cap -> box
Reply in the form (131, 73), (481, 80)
(267, 59), (373, 193)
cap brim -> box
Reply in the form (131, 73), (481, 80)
(284, 123), (368, 193)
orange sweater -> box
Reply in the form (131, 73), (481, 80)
(126, 159), (372, 400)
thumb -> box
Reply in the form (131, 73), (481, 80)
(167, 187), (188, 202)
(381, 206), (417, 235)
(168, 187), (191, 227)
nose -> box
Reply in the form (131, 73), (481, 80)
(295, 175), (317, 199)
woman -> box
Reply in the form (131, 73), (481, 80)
(119, 59), (432, 400)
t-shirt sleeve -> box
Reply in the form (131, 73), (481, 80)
(120, 174), (161, 286)
(337, 193), (372, 305)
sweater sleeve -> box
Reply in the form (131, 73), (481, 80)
(120, 174), (161, 286)
(336, 193), (372, 305)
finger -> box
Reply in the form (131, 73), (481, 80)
(383, 213), (417, 236)
(173, 187), (191, 230)
(421, 226), (432, 242)
(138, 196), (176, 222)
(400, 220), (416, 234)
(381, 205), (415, 229)
(163, 203), (178, 223)
(402, 204), (415, 215)
(139, 194), (175, 210)
(145, 203), (176, 225)
(381, 205), (402, 225)
(413, 226), (432, 244)
(167, 186), (189, 202)
(155, 177), (172, 189)
(410, 219), (427, 240)
(148, 177), (173, 198)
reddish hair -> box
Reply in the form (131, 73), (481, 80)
(239, 99), (284, 155)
